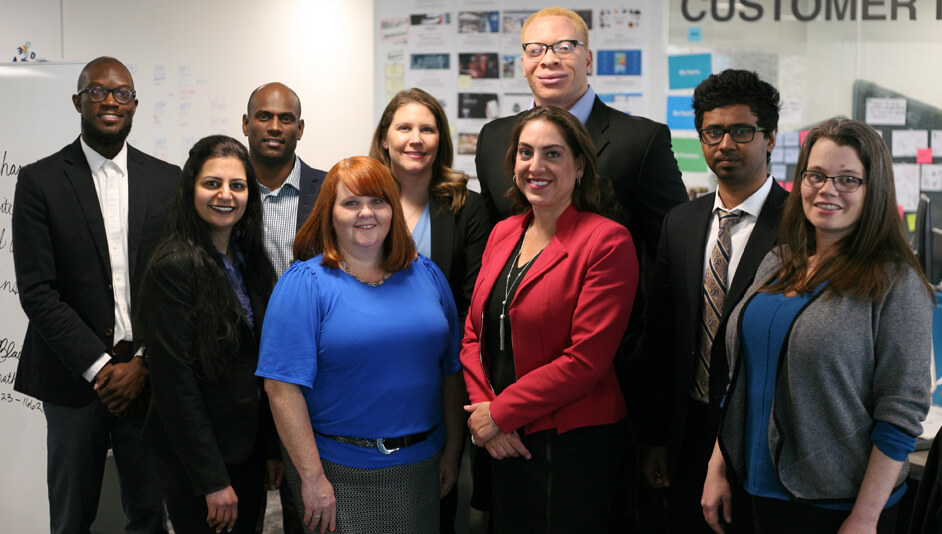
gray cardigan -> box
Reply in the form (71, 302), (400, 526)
(719, 251), (933, 502)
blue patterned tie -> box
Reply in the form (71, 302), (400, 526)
(692, 209), (744, 400)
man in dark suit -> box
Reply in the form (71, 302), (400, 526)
(12, 56), (179, 533)
(641, 69), (786, 533)
(242, 81), (325, 534)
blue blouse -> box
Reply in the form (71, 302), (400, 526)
(411, 203), (432, 258)
(741, 289), (912, 510)
(256, 254), (461, 468)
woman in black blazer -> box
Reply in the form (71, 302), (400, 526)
(370, 87), (492, 531)
(138, 135), (277, 534)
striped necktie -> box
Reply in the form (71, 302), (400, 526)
(692, 209), (745, 400)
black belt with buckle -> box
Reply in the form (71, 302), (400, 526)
(317, 426), (436, 455)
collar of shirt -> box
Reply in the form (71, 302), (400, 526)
(712, 174), (775, 220)
(528, 85), (596, 125)
(260, 155), (301, 196)
(80, 136), (129, 177)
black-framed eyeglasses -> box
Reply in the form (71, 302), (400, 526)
(697, 125), (766, 145)
(522, 39), (585, 59)
(77, 85), (136, 104)
(800, 171), (867, 193)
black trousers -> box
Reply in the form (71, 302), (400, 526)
(44, 400), (167, 534)
(669, 399), (754, 534)
(491, 423), (623, 534)
(752, 495), (899, 534)
(156, 448), (264, 534)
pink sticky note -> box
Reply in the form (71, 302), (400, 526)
(898, 205), (905, 220)
(782, 181), (794, 192)
(918, 148), (933, 164)
(799, 130), (809, 145)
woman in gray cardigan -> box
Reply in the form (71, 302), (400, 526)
(702, 118), (935, 534)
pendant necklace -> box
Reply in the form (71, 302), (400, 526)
(499, 228), (549, 350)
(340, 259), (390, 287)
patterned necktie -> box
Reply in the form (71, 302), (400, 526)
(692, 209), (745, 400)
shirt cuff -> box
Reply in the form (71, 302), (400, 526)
(871, 420), (916, 462)
(82, 353), (112, 382)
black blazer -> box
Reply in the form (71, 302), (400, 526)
(296, 158), (326, 231)
(138, 247), (269, 495)
(12, 137), (179, 407)
(429, 191), (493, 324)
(642, 180), (788, 478)
(474, 95), (688, 262)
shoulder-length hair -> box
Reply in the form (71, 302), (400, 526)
(145, 135), (275, 381)
(766, 117), (932, 300)
(369, 88), (469, 214)
(503, 106), (604, 215)
(294, 156), (416, 272)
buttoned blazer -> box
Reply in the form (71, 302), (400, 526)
(138, 247), (269, 495)
(295, 158), (326, 231)
(461, 206), (638, 436)
(641, 180), (787, 479)
(12, 137), (179, 407)
(428, 190), (493, 324)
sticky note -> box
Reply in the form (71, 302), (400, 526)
(457, 75), (472, 89)
(688, 27), (702, 42)
(799, 130), (809, 146)
(907, 212), (917, 232)
(918, 148), (933, 164)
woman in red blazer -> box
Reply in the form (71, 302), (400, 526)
(462, 106), (638, 533)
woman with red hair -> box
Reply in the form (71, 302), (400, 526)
(257, 156), (463, 533)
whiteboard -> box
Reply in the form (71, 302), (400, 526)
(0, 61), (86, 532)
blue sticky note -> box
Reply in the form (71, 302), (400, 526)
(666, 96), (696, 131)
(688, 27), (702, 42)
(668, 53), (712, 90)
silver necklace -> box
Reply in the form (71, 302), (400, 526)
(340, 259), (390, 287)
(498, 229), (548, 350)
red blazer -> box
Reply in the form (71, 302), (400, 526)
(461, 205), (638, 435)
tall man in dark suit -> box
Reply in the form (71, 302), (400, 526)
(242, 81), (325, 534)
(640, 69), (786, 533)
(12, 56), (179, 533)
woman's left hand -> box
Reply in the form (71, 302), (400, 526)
(464, 402), (500, 444)
(439, 452), (459, 498)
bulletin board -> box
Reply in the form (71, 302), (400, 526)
(373, 0), (661, 187)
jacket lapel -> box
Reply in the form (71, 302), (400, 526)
(685, 196), (715, 322)
(63, 138), (111, 277)
(724, 181), (787, 312)
(126, 145), (148, 279)
(584, 96), (611, 159)
(429, 196), (455, 276)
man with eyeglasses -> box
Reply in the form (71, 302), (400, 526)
(12, 56), (179, 533)
(640, 69), (787, 534)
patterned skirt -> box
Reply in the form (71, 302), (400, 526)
(285, 451), (441, 534)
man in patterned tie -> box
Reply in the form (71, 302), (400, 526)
(640, 69), (787, 533)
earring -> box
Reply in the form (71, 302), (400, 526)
(512, 174), (517, 184)
(576, 178), (582, 187)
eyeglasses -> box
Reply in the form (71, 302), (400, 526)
(522, 40), (585, 59)
(800, 171), (867, 193)
(697, 125), (766, 145)
(77, 85), (136, 104)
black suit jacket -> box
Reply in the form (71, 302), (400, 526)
(138, 247), (269, 495)
(296, 158), (326, 231)
(429, 191), (493, 324)
(642, 180), (788, 477)
(12, 137), (179, 407)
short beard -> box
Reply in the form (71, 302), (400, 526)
(81, 115), (133, 150)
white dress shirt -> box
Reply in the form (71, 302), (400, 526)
(79, 137), (132, 382)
